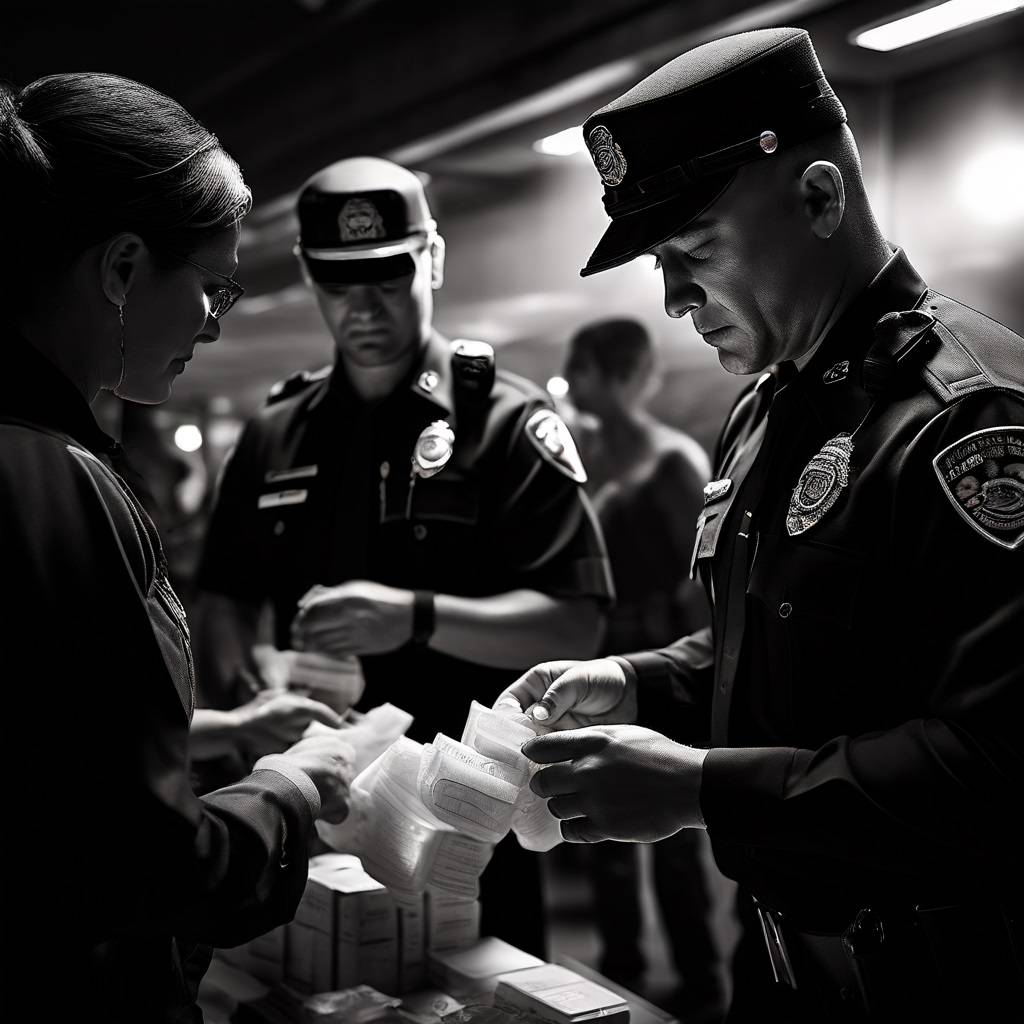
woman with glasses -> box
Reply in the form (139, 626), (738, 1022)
(0, 73), (355, 1021)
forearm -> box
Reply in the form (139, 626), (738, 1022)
(430, 591), (603, 668)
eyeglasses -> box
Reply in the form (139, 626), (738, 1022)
(178, 255), (245, 319)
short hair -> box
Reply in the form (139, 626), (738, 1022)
(566, 318), (653, 381)
(0, 73), (251, 288)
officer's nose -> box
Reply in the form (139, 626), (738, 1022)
(347, 285), (382, 318)
(663, 269), (706, 320)
(197, 311), (220, 344)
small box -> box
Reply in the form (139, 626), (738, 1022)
(494, 965), (630, 1024)
(398, 900), (426, 992)
(426, 892), (481, 953)
(427, 937), (544, 996)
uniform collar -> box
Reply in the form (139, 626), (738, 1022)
(785, 247), (928, 431)
(0, 331), (120, 456)
(316, 329), (455, 420)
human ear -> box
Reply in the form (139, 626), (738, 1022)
(799, 160), (845, 240)
(430, 234), (446, 290)
(293, 244), (315, 289)
(100, 232), (147, 306)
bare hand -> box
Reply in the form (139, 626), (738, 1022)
(236, 692), (342, 756)
(276, 731), (356, 823)
(493, 658), (637, 729)
(525, 725), (706, 842)
(291, 581), (414, 657)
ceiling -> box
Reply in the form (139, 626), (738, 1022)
(6, 0), (1024, 413)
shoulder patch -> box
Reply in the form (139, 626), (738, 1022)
(266, 365), (331, 405)
(932, 426), (1024, 549)
(525, 408), (587, 484)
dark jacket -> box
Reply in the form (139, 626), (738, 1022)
(0, 337), (314, 1022)
(624, 250), (1024, 930)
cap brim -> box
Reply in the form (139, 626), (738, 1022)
(579, 172), (735, 277)
(302, 232), (429, 261)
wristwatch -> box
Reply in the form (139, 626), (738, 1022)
(412, 590), (435, 646)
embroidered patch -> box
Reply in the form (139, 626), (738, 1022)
(786, 433), (854, 537)
(587, 125), (628, 187)
(526, 409), (587, 483)
(338, 197), (385, 243)
(932, 427), (1024, 550)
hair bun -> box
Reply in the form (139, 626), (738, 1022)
(0, 82), (52, 179)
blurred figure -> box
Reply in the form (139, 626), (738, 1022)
(565, 319), (724, 1021)
(195, 156), (613, 955)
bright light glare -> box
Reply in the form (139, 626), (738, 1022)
(174, 424), (203, 453)
(852, 0), (1024, 51)
(956, 140), (1024, 225)
(547, 376), (570, 398)
(534, 126), (586, 157)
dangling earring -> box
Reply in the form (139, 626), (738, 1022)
(113, 299), (127, 398)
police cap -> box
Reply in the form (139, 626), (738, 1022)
(580, 27), (846, 277)
(297, 156), (435, 284)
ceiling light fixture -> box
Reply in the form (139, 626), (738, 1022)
(851, 0), (1024, 52)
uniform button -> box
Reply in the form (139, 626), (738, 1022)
(274, 521), (285, 536)
(778, 601), (793, 619)
(413, 524), (428, 541)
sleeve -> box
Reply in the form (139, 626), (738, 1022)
(698, 389), (1024, 885)
(195, 418), (268, 605)
(0, 437), (313, 949)
(494, 400), (614, 603)
(617, 625), (715, 745)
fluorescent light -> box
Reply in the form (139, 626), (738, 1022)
(852, 0), (1024, 51)
(546, 376), (570, 398)
(174, 424), (203, 453)
(956, 139), (1024, 226)
(534, 125), (586, 157)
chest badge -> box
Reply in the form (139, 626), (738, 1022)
(786, 433), (854, 537)
(412, 420), (455, 479)
(703, 478), (732, 504)
(823, 360), (850, 384)
(932, 426), (1024, 550)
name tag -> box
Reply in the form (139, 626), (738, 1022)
(264, 465), (318, 483)
(258, 489), (308, 509)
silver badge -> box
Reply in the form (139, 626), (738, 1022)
(412, 420), (455, 479)
(703, 478), (732, 503)
(823, 360), (850, 384)
(418, 370), (439, 393)
(786, 433), (854, 537)
(338, 197), (385, 243)
(587, 125), (628, 187)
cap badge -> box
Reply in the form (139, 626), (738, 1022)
(412, 420), (454, 479)
(786, 433), (854, 537)
(932, 426), (1024, 549)
(338, 197), (386, 243)
(759, 131), (779, 154)
(587, 125), (628, 187)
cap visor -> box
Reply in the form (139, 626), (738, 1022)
(302, 232), (428, 261)
(579, 172), (735, 277)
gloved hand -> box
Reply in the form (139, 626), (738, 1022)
(524, 724), (707, 842)
(291, 581), (413, 657)
(493, 658), (637, 730)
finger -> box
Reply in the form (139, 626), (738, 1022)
(522, 730), (608, 765)
(529, 763), (578, 798)
(561, 818), (607, 844)
(495, 662), (579, 717)
(294, 698), (343, 729)
(528, 664), (601, 725)
(547, 795), (586, 821)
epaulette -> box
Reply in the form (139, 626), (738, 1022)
(265, 365), (332, 406)
(917, 292), (1024, 405)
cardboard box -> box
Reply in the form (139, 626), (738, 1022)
(425, 892), (481, 953)
(494, 965), (629, 1024)
(427, 937), (544, 996)
(398, 900), (426, 992)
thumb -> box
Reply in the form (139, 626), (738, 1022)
(528, 663), (603, 726)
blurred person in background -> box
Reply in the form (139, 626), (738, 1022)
(504, 27), (1024, 1021)
(194, 156), (613, 956)
(564, 318), (724, 1021)
(0, 74), (355, 1022)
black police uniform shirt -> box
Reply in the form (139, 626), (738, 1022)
(0, 336), (315, 1023)
(198, 331), (612, 739)
(619, 249), (1024, 931)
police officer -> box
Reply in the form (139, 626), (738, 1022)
(500, 28), (1024, 1019)
(196, 156), (612, 956)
